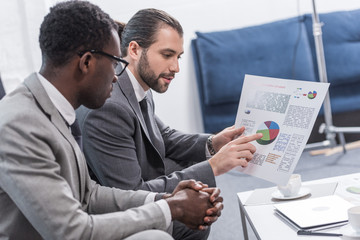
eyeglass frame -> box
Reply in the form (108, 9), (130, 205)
(77, 49), (129, 76)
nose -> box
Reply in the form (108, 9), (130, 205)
(169, 58), (180, 73)
(112, 74), (118, 83)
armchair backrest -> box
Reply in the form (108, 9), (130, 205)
(192, 9), (360, 134)
(192, 16), (317, 133)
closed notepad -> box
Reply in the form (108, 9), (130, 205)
(274, 195), (354, 229)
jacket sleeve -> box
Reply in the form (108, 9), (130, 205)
(0, 110), (167, 240)
(79, 100), (216, 193)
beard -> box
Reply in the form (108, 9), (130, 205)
(137, 50), (173, 93)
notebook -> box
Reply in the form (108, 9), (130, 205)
(274, 195), (354, 230)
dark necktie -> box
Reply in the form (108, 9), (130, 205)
(70, 118), (99, 182)
(71, 118), (83, 150)
(139, 96), (165, 158)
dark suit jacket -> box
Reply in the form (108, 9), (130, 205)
(0, 73), (167, 240)
(0, 75), (5, 100)
(77, 72), (216, 192)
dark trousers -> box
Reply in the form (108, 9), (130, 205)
(173, 221), (210, 240)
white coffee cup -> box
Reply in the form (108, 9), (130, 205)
(348, 206), (360, 232)
(277, 174), (302, 197)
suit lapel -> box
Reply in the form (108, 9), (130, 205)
(116, 73), (165, 158)
(117, 73), (148, 134)
(24, 73), (86, 200)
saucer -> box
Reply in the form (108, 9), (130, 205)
(271, 187), (311, 200)
(340, 224), (360, 239)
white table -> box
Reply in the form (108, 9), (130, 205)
(237, 173), (360, 240)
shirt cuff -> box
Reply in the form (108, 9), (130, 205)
(145, 193), (172, 230)
(144, 192), (157, 204)
(156, 199), (172, 229)
(205, 142), (212, 159)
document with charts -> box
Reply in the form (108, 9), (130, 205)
(234, 75), (329, 185)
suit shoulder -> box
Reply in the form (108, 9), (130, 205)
(0, 86), (45, 123)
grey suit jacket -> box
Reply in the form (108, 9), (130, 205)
(0, 73), (167, 240)
(77, 72), (216, 192)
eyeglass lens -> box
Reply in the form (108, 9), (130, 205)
(115, 63), (126, 76)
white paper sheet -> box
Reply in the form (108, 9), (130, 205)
(234, 75), (329, 185)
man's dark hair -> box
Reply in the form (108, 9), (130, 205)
(115, 20), (126, 44)
(39, 1), (117, 67)
(120, 8), (183, 57)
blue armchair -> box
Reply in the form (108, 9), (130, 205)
(192, 9), (360, 140)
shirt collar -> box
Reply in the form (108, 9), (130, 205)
(37, 72), (76, 126)
(126, 68), (148, 102)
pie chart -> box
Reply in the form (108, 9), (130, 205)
(308, 91), (317, 99)
(256, 121), (280, 145)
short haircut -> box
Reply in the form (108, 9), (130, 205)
(115, 20), (126, 44)
(120, 8), (183, 57)
(39, 1), (117, 67)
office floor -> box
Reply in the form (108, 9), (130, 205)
(208, 143), (360, 240)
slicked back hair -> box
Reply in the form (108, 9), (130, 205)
(39, 1), (117, 67)
(120, 8), (183, 57)
(115, 20), (126, 44)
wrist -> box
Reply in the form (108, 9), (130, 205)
(165, 197), (183, 221)
(207, 135), (216, 156)
(208, 157), (220, 176)
(162, 193), (172, 199)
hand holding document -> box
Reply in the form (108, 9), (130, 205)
(209, 131), (262, 176)
(234, 75), (329, 185)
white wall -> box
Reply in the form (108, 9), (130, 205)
(1, 0), (360, 133)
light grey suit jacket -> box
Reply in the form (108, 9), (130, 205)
(0, 73), (167, 240)
(77, 72), (216, 192)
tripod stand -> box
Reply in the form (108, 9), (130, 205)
(305, 0), (360, 152)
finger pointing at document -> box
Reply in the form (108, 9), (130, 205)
(208, 130), (263, 176)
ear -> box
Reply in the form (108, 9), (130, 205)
(128, 41), (142, 61)
(78, 52), (93, 74)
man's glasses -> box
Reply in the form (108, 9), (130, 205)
(78, 50), (129, 76)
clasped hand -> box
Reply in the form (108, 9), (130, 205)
(164, 180), (223, 230)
